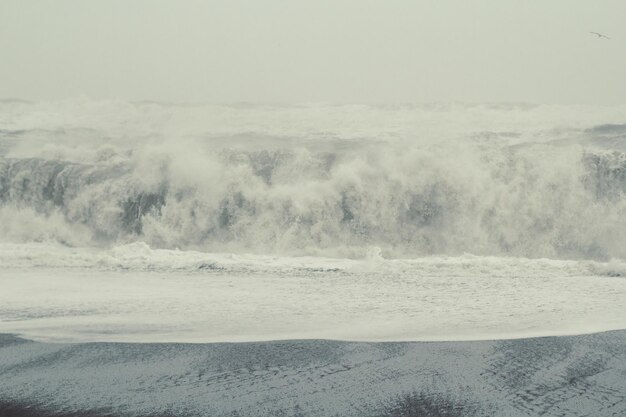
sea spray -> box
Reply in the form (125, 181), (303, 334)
(1, 100), (625, 260)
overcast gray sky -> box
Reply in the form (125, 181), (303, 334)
(1, 1), (625, 104)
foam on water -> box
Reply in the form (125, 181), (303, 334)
(1, 241), (626, 278)
(1, 100), (626, 260)
(0, 241), (625, 343)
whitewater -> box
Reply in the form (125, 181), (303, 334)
(1, 98), (626, 343)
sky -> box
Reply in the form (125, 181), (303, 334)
(1, 0), (625, 104)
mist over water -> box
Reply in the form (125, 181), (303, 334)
(1, 99), (626, 261)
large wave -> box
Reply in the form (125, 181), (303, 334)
(1, 100), (625, 260)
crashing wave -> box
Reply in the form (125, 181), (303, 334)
(2, 100), (626, 260)
(1, 143), (626, 260)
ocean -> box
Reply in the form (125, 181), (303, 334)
(1, 99), (626, 343)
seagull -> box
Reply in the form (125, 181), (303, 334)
(590, 31), (610, 40)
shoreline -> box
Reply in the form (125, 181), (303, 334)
(8, 325), (626, 345)
(2, 331), (625, 417)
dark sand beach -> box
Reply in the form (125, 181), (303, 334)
(1, 331), (625, 417)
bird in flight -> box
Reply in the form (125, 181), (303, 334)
(590, 31), (610, 40)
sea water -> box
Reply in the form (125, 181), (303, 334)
(1, 99), (625, 342)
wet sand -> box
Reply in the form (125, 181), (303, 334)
(1, 331), (625, 416)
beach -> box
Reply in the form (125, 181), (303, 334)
(1, 331), (625, 416)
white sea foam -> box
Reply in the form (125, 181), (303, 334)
(1, 242), (625, 343)
(1, 241), (626, 278)
(2, 100), (626, 259)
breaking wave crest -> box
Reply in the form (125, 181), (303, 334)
(2, 138), (626, 260)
